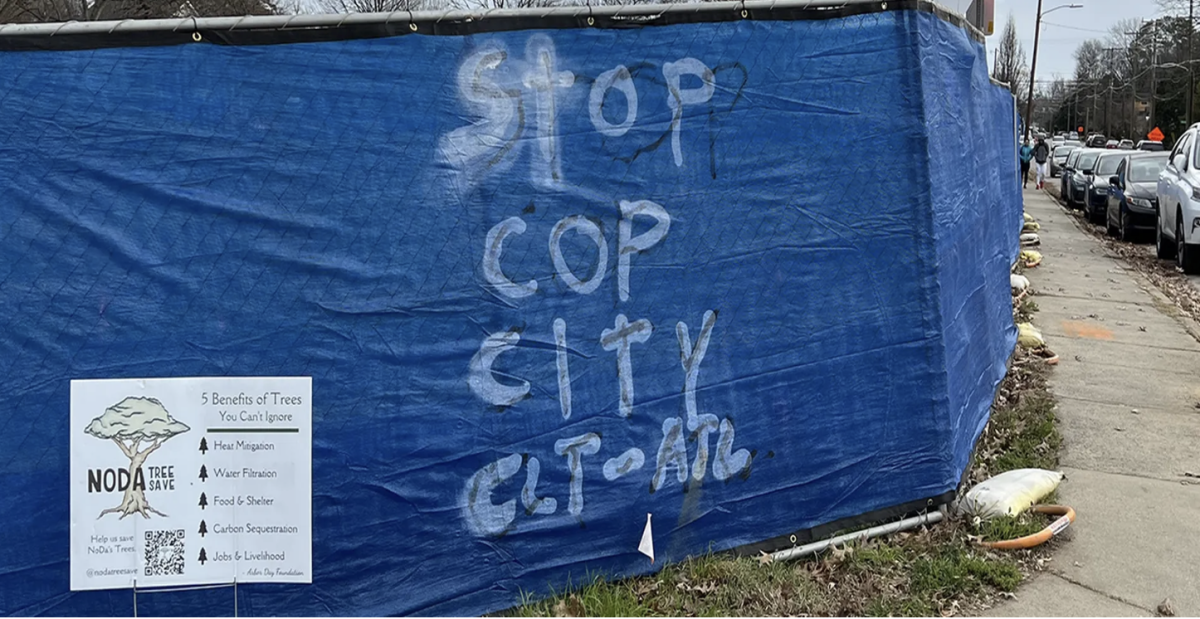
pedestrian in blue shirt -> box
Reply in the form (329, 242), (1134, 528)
(1019, 140), (1034, 189)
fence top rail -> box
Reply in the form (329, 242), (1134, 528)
(0, 0), (981, 44)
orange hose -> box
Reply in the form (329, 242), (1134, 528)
(980, 505), (1075, 550)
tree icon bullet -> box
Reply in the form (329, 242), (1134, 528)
(199, 520), (207, 537)
(199, 437), (208, 454)
(198, 548), (208, 565)
(199, 492), (208, 509)
(199, 465), (208, 482)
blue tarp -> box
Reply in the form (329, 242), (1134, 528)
(0, 7), (1020, 616)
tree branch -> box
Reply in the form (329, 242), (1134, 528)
(136, 438), (163, 460)
(111, 437), (134, 460)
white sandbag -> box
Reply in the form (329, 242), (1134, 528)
(1010, 274), (1030, 294)
(1017, 322), (1044, 348)
(1020, 233), (1040, 246)
(958, 468), (1064, 519)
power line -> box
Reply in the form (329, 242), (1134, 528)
(1040, 21), (1111, 34)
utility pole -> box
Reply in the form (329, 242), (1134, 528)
(1125, 25), (1140, 138)
(1025, 3), (1084, 139)
(1101, 47), (1125, 136)
(1104, 48), (1115, 136)
(1151, 19), (1158, 131)
(1025, 0), (1044, 142)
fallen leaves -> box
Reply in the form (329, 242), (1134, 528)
(552, 595), (585, 617)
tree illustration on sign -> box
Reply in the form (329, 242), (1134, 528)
(85, 397), (190, 519)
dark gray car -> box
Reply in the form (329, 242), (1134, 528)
(1106, 152), (1171, 241)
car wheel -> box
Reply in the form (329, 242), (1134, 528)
(1120, 210), (1135, 242)
(1179, 217), (1200, 274)
(1106, 209), (1119, 236)
(1157, 212), (1177, 259)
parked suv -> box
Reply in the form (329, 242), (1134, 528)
(1156, 125), (1200, 273)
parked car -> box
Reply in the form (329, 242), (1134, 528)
(1137, 140), (1165, 151)
(1051, 144), (1079, 177)
(1067, 149), (1100, 209)
(1157, 128), (1200, 273)
(1105, 139), (1120, 149)
(1062, 148), (1087, 206)
(1053, 139), (1082, 153)
(1106, 152), (1170, 241)
(1118, 139), (1135, 149)
(1084, 151), (1126, 223)
(1087, 134), (1108, 147)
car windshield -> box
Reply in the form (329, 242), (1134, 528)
(1140, 142), (1165, 151)
(1078, 152), (1100, 170)
(1128, 157), (1168, 182)
(1056, 146), (1077, 158)
(1097, 155), (1123, 175)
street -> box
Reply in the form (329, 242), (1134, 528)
(988, 185), (1200, 616)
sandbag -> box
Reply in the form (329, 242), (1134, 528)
(958, 468), (1064, 519)
(1017, 322), (1044, 348)
(1010, 274), (1029, 294)
(1020, 250), (1042, 268)
(1020, 233), (1040, 246)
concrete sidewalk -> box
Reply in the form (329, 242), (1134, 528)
(986, 187), (1200, 617)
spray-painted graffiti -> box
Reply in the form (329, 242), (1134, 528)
(458, 211), (748, 532)
(439, 36), (575, 191)
(440, 37), (741, 192)
(452, 36), (754, 537)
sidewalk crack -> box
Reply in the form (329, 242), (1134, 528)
(1049, 571), (1153, 614)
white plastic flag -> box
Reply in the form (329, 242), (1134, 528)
(638, 513), (654, 563)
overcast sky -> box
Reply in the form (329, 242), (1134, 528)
(942, 0), (1166, 85)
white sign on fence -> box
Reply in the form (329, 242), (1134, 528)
(69, 377), (312, 591)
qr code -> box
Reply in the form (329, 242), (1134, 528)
(144, 529), (185, 577)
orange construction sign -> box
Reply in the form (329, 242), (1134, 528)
(1149, 127), (1165, 142)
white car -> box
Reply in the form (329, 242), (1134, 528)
(1157, 124), (1200, 273)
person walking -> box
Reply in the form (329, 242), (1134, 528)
(1019, 140), (1034, 188)
(1033, 137), (1050, 190)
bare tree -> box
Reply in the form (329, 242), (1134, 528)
(1157, 0), (1192, 15)
(1, 0), (276, 22)
(308, 0), (422, 13)
(449, 0), (559, 9)
(991, 15), (1029, 107)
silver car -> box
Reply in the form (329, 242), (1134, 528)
(1051, 142), (1081, 177)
